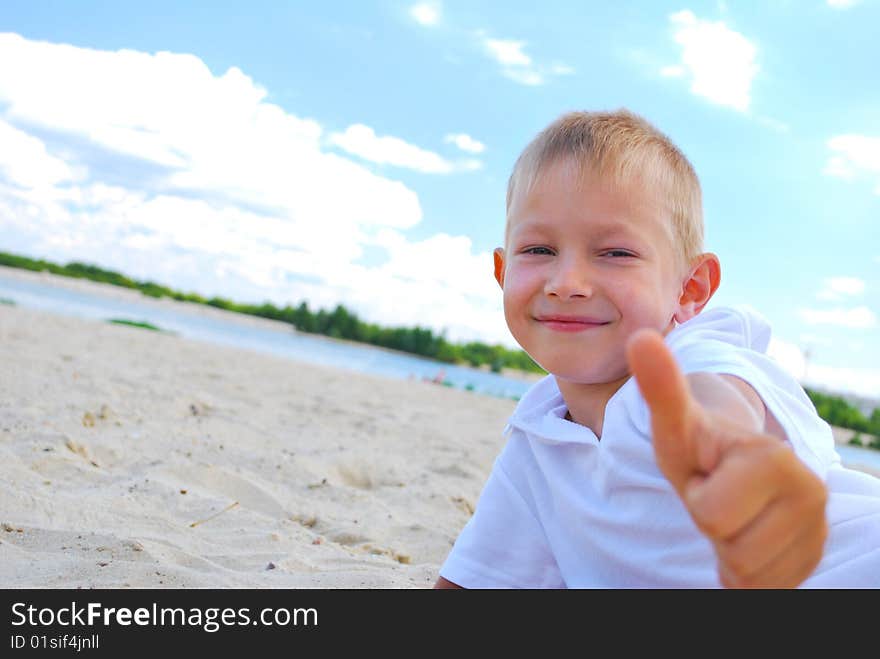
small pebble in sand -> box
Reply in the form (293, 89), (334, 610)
(266, 562), (276, 570)
(294, 515), (317, 528)
(82, 412), (96, 427)
(65, 437), (88, 459)
(451, 496), (475, 515)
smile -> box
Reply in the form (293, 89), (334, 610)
(534, 316), (610, 332)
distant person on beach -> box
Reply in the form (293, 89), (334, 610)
(435, 110), (880, 588)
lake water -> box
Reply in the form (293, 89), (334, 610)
(0, 271), (534, 400)
(3, 270), (880, 472)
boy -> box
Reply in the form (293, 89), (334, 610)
(435, 110), (880, 588)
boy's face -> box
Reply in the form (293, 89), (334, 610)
(498, 159), (688, 386)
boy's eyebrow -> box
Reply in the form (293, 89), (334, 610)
(511, 219), (646, 242)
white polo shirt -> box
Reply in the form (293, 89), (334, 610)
(439, 306), (880, 588)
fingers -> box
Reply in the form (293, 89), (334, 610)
(626, 328), (698, 492)
(718, 514), (828, 588)
(687, 439), (828, 588)
(626, 328), (692, 439)
(684, 438), (795, 539)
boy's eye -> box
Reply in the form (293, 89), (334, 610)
(523, 246), (555, 255)
(603, 250), (635, 258)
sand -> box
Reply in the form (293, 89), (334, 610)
(2, 271), (878, 588)
(0, 298), (515, 588)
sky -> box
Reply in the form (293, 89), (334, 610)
(0, 1), (877, 399)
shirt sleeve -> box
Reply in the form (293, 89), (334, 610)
(438, 449), (565, 589)
(667, 306), (840, 479)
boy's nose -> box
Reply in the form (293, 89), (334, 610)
(544, 258), (594, 299)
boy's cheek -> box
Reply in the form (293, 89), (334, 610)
(502, 282), (532, 314)
(501, 292), (520, 320)
(502, 289), (531, 327)
(500, 267), (536, 294)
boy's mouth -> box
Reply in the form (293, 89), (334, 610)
(534, 315), (610, 332)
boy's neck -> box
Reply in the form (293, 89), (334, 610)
(555, 373), (631, 439)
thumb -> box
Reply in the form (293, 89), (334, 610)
(626, 328), (701, 493)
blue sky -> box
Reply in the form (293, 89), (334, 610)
(0, 1), (877, 398)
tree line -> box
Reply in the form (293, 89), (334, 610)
(0, 251), (544, 374)
(804, 388), (880, 449)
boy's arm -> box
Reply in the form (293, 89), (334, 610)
(626, 329), (829, 589)
(686, 371), (787, 441)
(433, 576), (464, 589)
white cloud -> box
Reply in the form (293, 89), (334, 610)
(0, 33), (508, 344)
(803, 362), (880, 402)
(817, 276), (866, 301)
(768, 337), (808, 381)
(827, 0), (861, 8)
(501, 68), (545, 86)
(484, 38), (532, 67)
(799, 333), (834, 347)
(0, 118), (78, 190)
(0, 33), (423, 232)
(329, 124), (459, 173)
(444, 133), (485, 154)
(660, 65), (685, 77)
(824, 134), (880, 193)
(823, 155), (856, 180)
(798, 306), (877, 329)
(549, 63), (575, 76)
(410, 2), (441, 26)
(478, 33), (573, 87)
(484, 37), (542, 85)
(364, 228), (507, 341)
(667, 10), (759, 112)
(770, 336), (880, 400)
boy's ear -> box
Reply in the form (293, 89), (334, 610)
(674, 252), (720, 323)
(493, 247), (505, 289)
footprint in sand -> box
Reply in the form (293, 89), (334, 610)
(333, 462), (406, 490)
(155, 464), (289, 520)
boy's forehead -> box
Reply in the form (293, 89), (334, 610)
(508, 213), (645, 241)
(506, 160), (672, 235)
(509, 157), (665, 211)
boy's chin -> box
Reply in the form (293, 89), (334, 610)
(551, 368), (630, 387)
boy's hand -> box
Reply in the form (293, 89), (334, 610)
(625, 329), (828, 588)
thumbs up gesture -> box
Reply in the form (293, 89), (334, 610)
(625, 328), (828, 588)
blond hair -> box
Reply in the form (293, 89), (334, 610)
(506, 109), (703, 267)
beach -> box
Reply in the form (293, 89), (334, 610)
(2, 275), (878, 589)
(0, 299), (515, 588)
